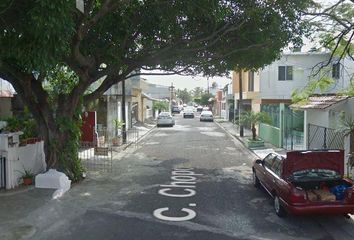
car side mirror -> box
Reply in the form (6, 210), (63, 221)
(255, 159), (263, 165)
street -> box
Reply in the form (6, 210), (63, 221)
(2, 113), (354, 240)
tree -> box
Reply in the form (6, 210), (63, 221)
(200, 93), (214, 106)
(192, 87), (205, 99)
(211, 82), (218, 89)
(239, 111), (271, 141)
(152, 101), (169, 112)
(176, 88), (192, 104)
(305, 0), (354, 63)
(292, 0), (354, 103)
(0, 0), (312, 180)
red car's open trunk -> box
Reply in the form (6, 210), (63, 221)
(282, 150), (344, 179)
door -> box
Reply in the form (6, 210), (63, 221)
(81, 111), (98, 143)
(258, 153), (277, 191)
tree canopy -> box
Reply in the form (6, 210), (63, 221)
(176, 88), (192, 104)
(0, 0), (313, 179)
(291, 0), (354, 103)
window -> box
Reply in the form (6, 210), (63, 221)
(248, 71), (254, 91)
(278, 66), (293, 81)
(264, 153), (276, 169)
(332, 63), (340, 79)
(271, 157), (283, 176)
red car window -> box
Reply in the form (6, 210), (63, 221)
(271, 157), (283, 176)
(264, 153), (277, 169)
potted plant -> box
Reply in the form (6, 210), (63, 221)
(19, 169), (35, 185)
(112, 119), (125, 146)
(239, 111), (271, 148)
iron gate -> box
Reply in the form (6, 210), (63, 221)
(308, 124), (345, 150)
(79, 142), (113, 172)
(78, 127), (139, 172)
(0, 155), (6, 189)
(283, 107), (304, 150)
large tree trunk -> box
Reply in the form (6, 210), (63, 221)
(0, 65), (83, 180)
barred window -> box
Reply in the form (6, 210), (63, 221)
(332, 63), (340, 79)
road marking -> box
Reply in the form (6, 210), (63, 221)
(153, 168), (202, 222)
(153, 207), (196, 222)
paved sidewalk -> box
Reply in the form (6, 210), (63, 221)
(0, 121), (157, 240)
(215, 119), (286, 159)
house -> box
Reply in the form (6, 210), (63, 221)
(290, 95), (354, 174)
(213, 90), (223, 117)
(100, 74), (171, 142)
(232, 51), (354, 150)
(220, 82), (233, 121)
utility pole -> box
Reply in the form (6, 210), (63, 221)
(169, 82), (175, 113)
(238, 70), (244, 137)
(121, 79), (127, 143)
(207, 77), (210, 94)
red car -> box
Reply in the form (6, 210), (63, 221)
(252, 150), (354, 217)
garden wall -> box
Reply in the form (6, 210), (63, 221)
(0, 133), (46, 189)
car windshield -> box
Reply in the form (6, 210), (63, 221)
(289, 169), (341, 182)
(159, 112), (171, 117)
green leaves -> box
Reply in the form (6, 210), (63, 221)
(46, 65), (79, 95)
(0, 0), (74, 72)
(152, 101), (169, 111)
(291, 76), (335, 104)
(240, 111), (272, 127)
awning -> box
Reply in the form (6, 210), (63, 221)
(290, 95), (350, 109)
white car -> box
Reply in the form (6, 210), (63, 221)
(200, 111), (214, 122)
(157, 112), (175, 127)
(183, 108), (195, 118)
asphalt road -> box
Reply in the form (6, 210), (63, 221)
(23, 113), (354, 240)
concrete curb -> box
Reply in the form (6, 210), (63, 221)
(214, 120), (259, 159)
(136, 125), (156, 144)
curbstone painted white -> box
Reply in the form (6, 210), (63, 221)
(35, 169), (71, 199)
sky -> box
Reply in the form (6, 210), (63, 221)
(141, 72), (232, 91)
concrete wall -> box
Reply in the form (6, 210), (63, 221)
(232, 70), (260, 95)
(259, 123), (281, 147)
(0, 133), (46, 189)
(106, 96), (131, 140)
(260, 53), (331, 99)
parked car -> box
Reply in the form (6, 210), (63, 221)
(252, 150), (354, 217)
(183, 108), (195, 118)
(196, 106), (203, 113)
(171, 106), (181, 114)
(157, 112), (175, 127)
(200, 111), (214, 122)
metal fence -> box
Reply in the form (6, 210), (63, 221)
(79, 142), (113, 172)
(308, 124), (345, 150)
(0, 154), (6, 189)
(283, 107), (305, 150)
(79, 127), (139, 172)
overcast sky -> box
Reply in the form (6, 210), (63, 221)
(142, 72), (232, 91)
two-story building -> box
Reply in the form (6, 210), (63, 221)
(232, 51), (354, 151)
